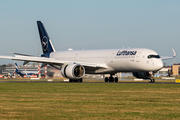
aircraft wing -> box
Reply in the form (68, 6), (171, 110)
(0, 55), (108, 69)
(161, 48), (176, 60)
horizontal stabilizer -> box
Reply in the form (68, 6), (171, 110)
(10, 52), (37, 57)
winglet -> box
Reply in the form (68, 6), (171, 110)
(161, 48), (176, 60)
(172, 48), (176, 58)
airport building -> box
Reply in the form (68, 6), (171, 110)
(156, 64), (180, 77)
(155, 67), (171, 77)
(171, 64), (180, 76)
(0, 63), (56, 78)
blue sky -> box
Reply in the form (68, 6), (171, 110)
(0, 0), (179, 65)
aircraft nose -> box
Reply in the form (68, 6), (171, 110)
(156, 60), (163, 70)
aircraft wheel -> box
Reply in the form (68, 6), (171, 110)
(69, 79), (73, 82)
(79, 78), (83, 82)
(149, 79), (152, 83)
(115, 77), (118, 82)
(149, 79), (155, 83)
(105, 77), (109, 82)
(109, 77), (114, 82)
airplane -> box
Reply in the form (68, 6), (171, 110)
(15, 63), (38, 77)
(0, 21), (176, 83)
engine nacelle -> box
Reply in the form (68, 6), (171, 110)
(132, 72), (152, 79)
(61, 64), (85, 79)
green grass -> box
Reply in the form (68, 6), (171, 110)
(0, 83), (180, 120)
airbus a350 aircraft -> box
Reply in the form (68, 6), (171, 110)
(0, 21), (176, 83)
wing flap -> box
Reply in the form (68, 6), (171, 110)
(0, 55), (64, 65)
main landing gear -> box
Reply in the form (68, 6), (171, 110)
(69, 78), (83, 82)
(104, 74), (118, 82)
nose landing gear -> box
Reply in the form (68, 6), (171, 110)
(149, 72), (156, 83)
(149, 78), (155, 83)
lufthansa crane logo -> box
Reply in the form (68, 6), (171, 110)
(42, 36), (48, 51)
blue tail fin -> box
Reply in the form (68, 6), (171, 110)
(15, 63), (20, 72)
(37, 21), (55, 54)
(15, 63), (24, 77)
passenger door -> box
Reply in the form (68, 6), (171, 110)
(136, 52), (141, 62)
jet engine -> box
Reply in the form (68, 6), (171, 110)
(61, 64), (85, 79)
(132, 72), (152, 79)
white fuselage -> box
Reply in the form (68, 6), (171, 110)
(50, 48), (163, 74)
(21, 71), (38, 75)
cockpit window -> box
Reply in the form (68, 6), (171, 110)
(147, 55), (160, 59)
